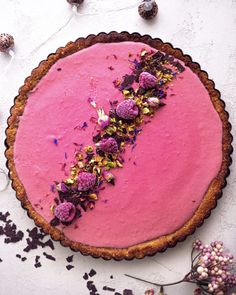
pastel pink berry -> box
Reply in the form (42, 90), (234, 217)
(54, 202), (76, 222)
(116, 99), (139, 120)
(77, 172), (97, 191)
(139, 71), (157, 89)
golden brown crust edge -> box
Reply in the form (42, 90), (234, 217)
(5, 31), (233, 260)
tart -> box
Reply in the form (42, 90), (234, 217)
(5, 32), (233, 260)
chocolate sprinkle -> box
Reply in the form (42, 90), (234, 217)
(21, 257), (27, 262)
(83, 273), (89, 280)
(123, 290), (134, 295)
(0, 258), (2, 263)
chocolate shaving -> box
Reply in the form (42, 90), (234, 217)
(87, 281), (97, 293)
(89, 269), (97, 277)
(66, 265), (74, 271)
(50, 217), (60, 227)
(34, 262), (42, 268)
(103, 286), (115, 292)
(0, 212), (24, 244)
(43, 252), (56, 261)
(119, 74), (136, 90)
(23, 227), (54, 252)
(34, 255), (41, 268)
(66, 255), (74, 263)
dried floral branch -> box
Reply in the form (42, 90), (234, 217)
(125, 240), (236, 295)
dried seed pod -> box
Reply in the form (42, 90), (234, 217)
(138, 0), (158, 20)
(67, 0), (84, 5)
(0, 33), (14, 53)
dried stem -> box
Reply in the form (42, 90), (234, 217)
(124, 272), (196, 287)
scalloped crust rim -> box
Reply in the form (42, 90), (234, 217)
(5, 31), (233, 260)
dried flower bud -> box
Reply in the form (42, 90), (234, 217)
(54, 202), (76, 222)
(147, 97), (161, 107)
(97, 108), (110, 129)
(116, 99), (139, 120)
(97, 137), (118, 154)
(139, 72), (157, 89)
(77, 172), (96, 191)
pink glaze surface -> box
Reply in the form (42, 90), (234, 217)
(14, 42), (223, 248)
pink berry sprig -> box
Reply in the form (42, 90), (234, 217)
(126, 240), (236, 295)
(190, 240), (236, 294)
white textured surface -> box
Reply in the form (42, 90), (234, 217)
(0, 0), (236, 294)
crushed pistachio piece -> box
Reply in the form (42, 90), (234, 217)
(84, 145), (94, 153)
(89, 193), (98, 200)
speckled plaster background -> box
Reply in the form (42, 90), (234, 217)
(0, 0), (236, 294)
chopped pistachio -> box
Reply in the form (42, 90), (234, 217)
(78, 161), (84, 169)
(116, 160), (123, 168)
(143, 107), (150, 115)
(50, 204), (55, 214)
(106, 161), (117, 169)
(84, 145), (94, 153)
(65, 178), (74, 185)
(75, 153), (84, 161)
(89, 193), (98, 200)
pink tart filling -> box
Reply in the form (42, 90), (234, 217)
(14, 42), (222, 248)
